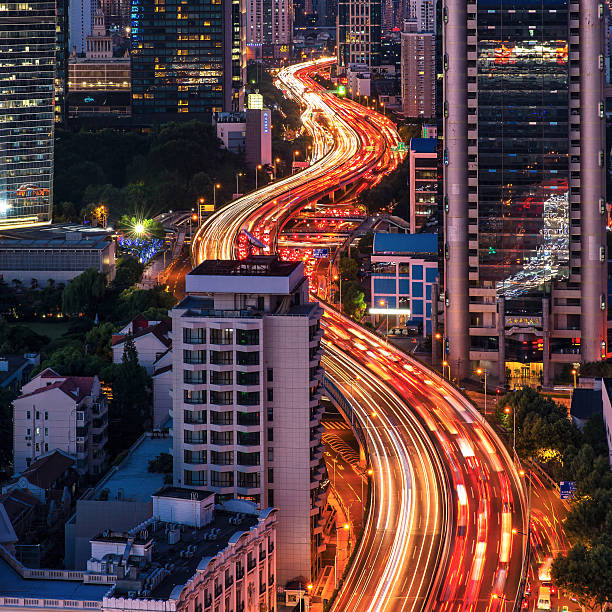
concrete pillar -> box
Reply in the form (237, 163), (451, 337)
(443, 0), (470, 380)
(580, 0), (607, 362)
(497, 297), (505, 388)
(543, 297), (551, 389)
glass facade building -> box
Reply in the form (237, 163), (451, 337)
(444, 0), (607, 385)
(0, 1), (55, 228)
(337, 0), (381, 68)
(130, 0), (244, 116)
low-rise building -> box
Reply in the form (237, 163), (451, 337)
(370, 232), (439, 334)
(409, 137), (438, 234)
(111, 319), (172, 375)
(0, 354), (39, 393)
(0, 224), (116, 285)
(13, 370), (108, 477)
(214, 112), (247, 155)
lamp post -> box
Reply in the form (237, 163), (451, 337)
(235, 172), (243, 195)
(293, 149), (300, 171)
(334, 522), (350, 588)
(476, 367), (488, 416)
(571, 368), (577, 388)
(504, 406), (516, 454)
(273, 157), (281, 180)
(379, 299), (389, 336)
(442, 360), (450, 380)
(255, 164), (262, 189)
(213, 183), (221, 208)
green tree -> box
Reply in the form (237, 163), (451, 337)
(342, 281), (367, 320)
(113, 257), (145, 291)
(34, 344), (107, 377)
(552, 542), (612, 611)
(62, 268), (106, 318)
(84, 322), (116, 360)
(148, 452), (173, 474)
(339, 256), (359, 281)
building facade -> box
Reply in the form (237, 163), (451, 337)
(246, 0), (292, 61)
(171, 256), (328, 585)
(69, 0), (96, 55)
(245, 108), (272, 168)
(130, 0), (245, 116)
(0, 1), (55, 229)
(400, 25), (435, 117)
(409, 137), (438, 232)
(13, 369), (108, 477)
(371, 233), (439, 334)
(337, 0), (381, 69)
(56, 0), (70, 124)
(443, 0), (607, 387)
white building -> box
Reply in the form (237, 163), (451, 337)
(69, 0), (96, 55)
(111, 319), (172, 375)
(171, 256), (328, 585)
(13, 369), (108, 477)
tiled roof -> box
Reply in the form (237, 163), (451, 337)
(21, 451), (76, 490)
(18, 376), (95, 401)
(111, 320), (171, 348)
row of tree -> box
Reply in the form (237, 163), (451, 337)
(498, 389), (612, 609)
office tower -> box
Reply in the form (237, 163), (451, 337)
(401, 20), (435, 117)
(337, 0), (381, 68)
(246, 0), (292, 61)
(69, 0), (96, 55)
(100, 0), (131, 33)
(131, 0), (244, 116)
(171, 256), (328, 585)
(55, 0), (69, 124)
(0, 0), (55, 228)
(443, 0), (607, 387)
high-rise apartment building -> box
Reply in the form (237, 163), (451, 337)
(0, 0), (55, 228)
(443, 0), (607, 387)
(337, 0), (381, 68)
(170, 256), (329, 585)
(55, 0), (69, 124)
(401, 22), (435, 117)
(130, 0), (245, 116)
(246, 0), (292, 61)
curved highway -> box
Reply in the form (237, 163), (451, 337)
(192, 59), (527, 611)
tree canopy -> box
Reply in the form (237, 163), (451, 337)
(61, 268), (106, 318)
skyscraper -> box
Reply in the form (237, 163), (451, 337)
(69, 0), (96, 55)
(0, 0), (55, 228)
(337, 0), (381, 68)
(55, 0), (69, 124)
(130, 0), (245, 116)
(171, 256), (329, 585)
(443, 0), (607, 386)
(246, 0), (292, 61)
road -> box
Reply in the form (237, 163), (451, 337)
(191, 58), (527, 610)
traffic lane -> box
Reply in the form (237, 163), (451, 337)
(324, 349), (447, 612)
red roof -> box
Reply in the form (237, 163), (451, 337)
(19, 376), (95, 401)
(111, 320), (171, 349)
(21, 451), (76, 490)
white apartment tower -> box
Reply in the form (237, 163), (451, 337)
(247, 0), (292, 60)
(171, 256), (328, 586)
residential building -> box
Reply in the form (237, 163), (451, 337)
(443, 0), (607, 386)
(601, 379), (612, 467)
(0, 224), (116, 285)
(69, 0), (96, 55)
(337, 0), (381, 69)
(409, 138), (438, 233)
(13, 369), (108, 477)
(130, 0), (245, 116)
(371, 233), (439, 334)
(247, 0), (292, 61)
(171, 256), (328, 585)
(0, 355), (39, 393)
(56, 0), (70, 124)
(69, 10), (131, 118)
(0, 0), (55, 229)
(111, 318), (171, 374)
(400, 22), (435, 117)
(152, 349), (173, 430)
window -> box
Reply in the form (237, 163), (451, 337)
(184, 450), (206, 464)
(26, 428), (31, 436)
(268, 447), (273, 462)
(237, 451), (260, 466)
(210, 390), (233, 405)
(26, 411), (30, 419)
(183, 328), (206, 344)
(267, 368), (273, 382)
(267, 388), (273, 402)
(184, 430), (206, 444)
(238, 391), (259, 406)
(184, 390), (206, 404)
(237, 371), (259, 385)
(210, 470), (234, 487)
(268, 468), (274, 484)
(237, 412), (259, 426)
(210, 370), (233, 385)
(267, 406), (273, 422)
(210, 328), (233, 345)
(210, 410), (233, 425)
(184, 409), (206, 424)
(184, 470), (207, 486)
(184, 370), (205, 384)
(44, 412), (48, 420)
(36, 411), (40, 419)
(237, 431), (260, 446)
(44, 428), (48, 436)
(267, 428), (274, 442)
(210, 350), (233, 365)
(237, 472), (260, 488)
(268, 489), (274, 506)
(210, 450), (234, 465)
(237, 351), (259, 365)
(237, 329), (259, 345)
(211, 430), (233, 445)
(45, 443), (48, 452)
(184, 349), (206, 364)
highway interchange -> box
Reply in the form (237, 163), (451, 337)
(192, 59), (528, 611)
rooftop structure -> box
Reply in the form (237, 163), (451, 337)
(408, 138), (438, 234)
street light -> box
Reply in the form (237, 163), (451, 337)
(442, 360), (450, 380)
(504, 406), (516, 454)
(235, 171), (243, 195)
(293, 150), (300, 169)
(274, 157), (281, 180)
(255, 164), (262, 189)
(379, 299), (389, 337)
(334, 522), (351, 588)
(134, 222), (145, 235)
(213, 183), (221, 208)
(571, 368), (577, 388)
(476, 367), (488, 416)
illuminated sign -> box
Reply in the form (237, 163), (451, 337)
(263, 111), (269, 134)
(248, 93), (263, 109)
(369, 307), (411, 315)
(337, 85), (346, 97)
(504, 316), (542, 327)
(313, 248), (329, 258)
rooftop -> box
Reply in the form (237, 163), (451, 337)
(373, 232), (438, 255)
(105, 511), (260, 600)
(188, 256), (300, 278)
(410, 138), (437, 154)
(153, 486), (214, 501)
(0, 557), (109, 601)
(20, 450), (76, 490)
(91, 435), (171, 503)
(0, 224), (113, 250)
(572, 387), (603, 421)
(19, 376), (96, 402)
